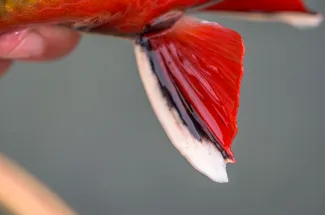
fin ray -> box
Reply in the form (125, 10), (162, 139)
(202, 0), (323, 28)
(134, 16), (244, 182)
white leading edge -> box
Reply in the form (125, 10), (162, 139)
(133, 44), (229, 183)
(211, 11), (323, 29)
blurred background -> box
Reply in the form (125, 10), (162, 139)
(1, 0), (325, 214)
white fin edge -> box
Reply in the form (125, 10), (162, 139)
(210, 11), (323, 29)
(133, 44), (229, 183)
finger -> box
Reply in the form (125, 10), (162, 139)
(0, 60), (12, 78)
(0, 26), (81, 61)
(29, 25), (81, 61)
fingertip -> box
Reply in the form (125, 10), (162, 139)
(0, 26), (81, 61)
(0, 29), (46, 59)
(30, 25), (81, 61)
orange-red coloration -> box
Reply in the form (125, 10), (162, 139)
(0, 0), (320, 166)
(147, 17), (244, 159)
(0, 0), (212, 34)
(205, 0), (314, 13)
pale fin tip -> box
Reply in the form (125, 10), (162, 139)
(133, 44), (229, 183)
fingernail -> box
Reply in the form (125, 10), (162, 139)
(0, 29), (46, 59)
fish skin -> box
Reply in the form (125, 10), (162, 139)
(0, 0), (321, 34)
(0, 0), (213, 33)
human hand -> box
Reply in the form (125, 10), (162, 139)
(0, 25), (81, 77)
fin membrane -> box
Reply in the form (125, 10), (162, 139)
(202, 0), (323, 28)
(134, 16), (244, 182)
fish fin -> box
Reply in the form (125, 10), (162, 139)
(202, 0), (323, 29)
(133, 16), (244, 183)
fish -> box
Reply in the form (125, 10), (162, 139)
(0, 0), (322, 183)
(204, 0), (323, 29)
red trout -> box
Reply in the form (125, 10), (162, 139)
(0, 0), (322, 182)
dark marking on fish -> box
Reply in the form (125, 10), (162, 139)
(135, 36), (231, 160)
(0, 0), (5, 15)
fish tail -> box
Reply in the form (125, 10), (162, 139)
(133, 16), (244, 183)
(202, 0), (323, 29)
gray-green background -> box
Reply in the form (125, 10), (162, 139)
(1, 0), (324, 214)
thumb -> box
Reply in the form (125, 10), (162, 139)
(0, 26), (81, 61)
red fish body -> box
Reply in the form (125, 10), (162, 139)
(0, 0), (211, 33)
(0, 0), (322, 182)
(0, 0), (321, 33)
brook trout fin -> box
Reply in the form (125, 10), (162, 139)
(202, 0), (323, 29)
(133, 16), (244, 183)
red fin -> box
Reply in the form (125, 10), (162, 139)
(202, 0), (323, 28)
(204, 0), (312, 12)
(138, 16), (244, 162)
